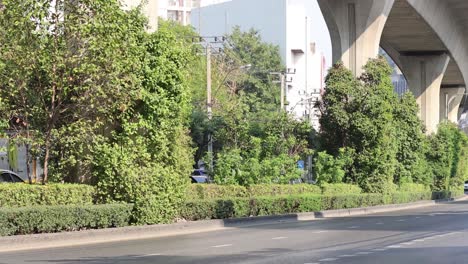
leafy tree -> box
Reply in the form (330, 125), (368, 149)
(318, 57), (399, 193)
(93, 20), (193, 224)
(317, 62), (357, 155)
(0, 0), (147, 183)
(428, 122), (468, 191)
(393, 92), (430, 185)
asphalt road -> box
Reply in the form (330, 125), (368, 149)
(3, 200), (468, 264)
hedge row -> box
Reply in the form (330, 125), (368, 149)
(0, 184), (95, 207)
(187, 184), (327, 199)
(181, 191), (459, 221)
(320, 183), (362, 195)
(0, 204), (132, 236)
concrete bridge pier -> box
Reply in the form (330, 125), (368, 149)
(318, 0), (394, 76)
(399, 54), (450, 134)
(440, 87), (465, 124)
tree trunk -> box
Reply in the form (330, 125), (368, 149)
(42, 139), (50, 185)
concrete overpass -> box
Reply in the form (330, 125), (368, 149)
(318, 0), (468, 133)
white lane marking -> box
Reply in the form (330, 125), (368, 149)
(387, 245), (402, 248)
(313, 230), (328, 233)
(372, 248), (387, 251)
(338, 254), (356, 257)
(397, 219), (406, 222)
(415, 217), (421, 219)
(348, 226), (359, 229)
(134, 253), (161, 258)
(355, 252), (372, 255)
(304, 263), (320, 264)
(319, 258), (338, 262)
(375, 222), (384, 225)
(401, 242), (414, 245)
(272, 236), (288, 240)
(211, 244), (233, 248)
(413, 239), (425, 242)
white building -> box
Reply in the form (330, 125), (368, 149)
(122, 0), (203, 29)
(191, 0), (331, 130)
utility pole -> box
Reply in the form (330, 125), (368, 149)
(271, 68), (295, 111)
(206, 43), (214, 171)
(280, 73), (285, 111)
(191, 36), (226, 174)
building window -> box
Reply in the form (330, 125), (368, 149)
(167, 10), (184, 23)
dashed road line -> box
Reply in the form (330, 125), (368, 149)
(348, 226), (359, 229)
(211, 244), (233, 248)
(319, 258), (339, 262)
(396, 219), (406, 222)
(272, 236), (288, 240)
(312, 230), (328, 234)
(372, 248), (387, 251)
(375, 222), (384, 225)
(387, 245), (402, 248)
(338, 254), (356, 257)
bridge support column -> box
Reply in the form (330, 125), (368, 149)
(318, 0), (394, 76)
(400, 54), (450, 134)
(440, 87), (465, 124)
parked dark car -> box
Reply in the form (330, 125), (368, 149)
(0, 170), (25, 183)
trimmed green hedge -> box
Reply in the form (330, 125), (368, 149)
(186, 184), (322, 199)
(181, 191), (457, 221)
(320, 183), (362, 195)
(248, 184), (321, 197)
(398, 183), (430, 193)
(0, 184), (95, 207)
(0, 204), (132, 236)
(186, 184), (247, 200)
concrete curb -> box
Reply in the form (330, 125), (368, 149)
(0, 195), (466, 253)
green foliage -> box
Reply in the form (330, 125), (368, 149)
(247, 184), (322, 197)
(186, 184), (248, 200)
(314, 149), (353, 184)
(0, 184), (94, 207)
(398, 183), (430, 193)
(181, 191), (445, 221)
(393, 92), (429, 185)
(186, 184), (321, 199)
(187, 26), (312, 185)
(428, 122), (468, 191)
(320, 183), (362, 195)
(91, 22), (193, 225)
(0, 0), (150, 182)
(0, 204), (132, 236)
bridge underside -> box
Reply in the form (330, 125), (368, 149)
(382, 0), (464, 89)
(319, 0), (468, 134)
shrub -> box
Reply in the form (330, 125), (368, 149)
(185, 184), (321, 200)
(320, 183), (362, 195)
(180, 191), (456, 221)
(0, 184), (95, 207)
(0, 204), (132, 236)
(248, 184), (321, 197)
(186, 185), (248, 200)
(398, 183), (430, 193)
